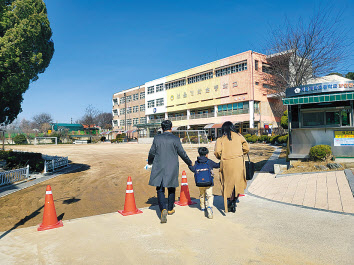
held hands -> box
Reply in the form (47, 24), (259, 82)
(144, 164), (152, 170)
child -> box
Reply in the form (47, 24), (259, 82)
(189, 147), (220, 219)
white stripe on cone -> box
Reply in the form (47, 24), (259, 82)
(127, 182), (132, 185)
(46, 191), (52, 194)
(181, 183), (188, 186)
(126, 190), (134, 193)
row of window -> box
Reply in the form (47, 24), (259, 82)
(217, 102), (249, 112)
(147, 98), (164, 108)
(302, 109), (350, 127)
(119, 105), (145, 114)
(187, 72), (213, 84)
(215, 62), (247, 77)
(119, 92), (145, 104)
(118, 117), (147, 126)
(165, 79), (186, 90)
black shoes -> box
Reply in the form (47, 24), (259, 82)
(227, 200), (236, 213)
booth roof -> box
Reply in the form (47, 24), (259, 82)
(283, 91), (354, 105)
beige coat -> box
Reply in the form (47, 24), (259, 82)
(214, 132), (249, 212)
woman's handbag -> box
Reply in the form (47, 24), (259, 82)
(245, 153), (255, 180)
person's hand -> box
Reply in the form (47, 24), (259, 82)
(144, 164), (152, 170)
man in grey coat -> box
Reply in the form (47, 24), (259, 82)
(147, 120), (192, 223)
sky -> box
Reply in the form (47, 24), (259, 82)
(17, 0), (354, 123)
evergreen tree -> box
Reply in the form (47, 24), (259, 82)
(0, 0), (54, 124)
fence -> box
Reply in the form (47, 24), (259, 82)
(0, 165), (30, 186)
(44, 156), (69, 173)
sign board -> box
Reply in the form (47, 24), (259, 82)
(48, 130), (52, 134)
(334, 131), (354, 146)
(286, 81), (354, 98)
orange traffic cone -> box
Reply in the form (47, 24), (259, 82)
(175, 171), (197, 206)
(118, 176), (143, 216)
(38, 185), (63, 231)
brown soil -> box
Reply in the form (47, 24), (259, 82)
(281, 160), (344, 174)
(0, 143), (274, 232)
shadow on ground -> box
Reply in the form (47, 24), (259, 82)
(0, 205), (44, 240)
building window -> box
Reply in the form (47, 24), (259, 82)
(133, 106), (139, 113)
(140, 92), (145, 99)
(127, 107), (132, 114)
(263, 84), (270, 88)
(112, 109), (118, 116)
(133, 93), (139, 101)
(165, 79), (186, 90)
(133, 118), (139, 125)
(156, 98), (164, 106)
(113, 98), (118, 105)
(140, 104), (145, 111)
(120, 97), (125, 104)
(156, 83), (164, 92)
(148, 100), (155, 108)
(126, 119), (132, 125)
(187, 71), (213, 84)
(255, 82), (259, 85)
(126, 95), (132, 102)
(262, 65), (271, 74)
(255, 60), (258, 71)
(140, 117), (146, 123)
(113, 120), (118, 126)
(120, 108), (125, 115)
(147, 86), (154, 94)
(120, 119), (125, 126)
(215, 61), (247, 77)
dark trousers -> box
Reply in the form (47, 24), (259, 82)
(156, 185), (176, 212)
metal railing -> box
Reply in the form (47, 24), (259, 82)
(0, 165), (30, 186)
(44, 156), (69, 173)
(189, 113), (215, 119)
(169, 115), (187, 121)
(217, 109), (250, 116)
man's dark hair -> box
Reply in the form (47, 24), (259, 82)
(198, 147), (209, 156)
(161, 120), (172, 131)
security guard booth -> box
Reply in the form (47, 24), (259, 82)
(283, 80), (354, 159)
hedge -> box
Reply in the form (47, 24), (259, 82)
(0, 150), (44, 172)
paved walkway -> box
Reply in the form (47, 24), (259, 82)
(0, 195), (353, 265)
(248, 147), (354, 214)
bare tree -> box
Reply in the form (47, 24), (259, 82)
(79, 105), (100, 126)
(19, 118), (35, 134)
(96, 112), (113, 129)
(263, 6), (350, 96)
(32, 113), (53, 131)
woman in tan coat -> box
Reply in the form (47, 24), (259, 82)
(214, 121), (249, 213)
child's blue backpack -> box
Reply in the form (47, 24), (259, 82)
(194, 162), (213, 187)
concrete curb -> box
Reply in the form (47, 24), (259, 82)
(344, 169), (354, 196)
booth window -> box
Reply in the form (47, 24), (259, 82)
(341, 109), (350, 126)
(303, 112), (325, 127)
(325, 112), (340, 126)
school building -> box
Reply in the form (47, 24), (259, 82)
(112, 50), (282, 139)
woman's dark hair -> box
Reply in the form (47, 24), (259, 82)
(161, 120), (172, 131)
(221, 121), (236, 141)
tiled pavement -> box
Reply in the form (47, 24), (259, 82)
(248, 171), (354, 214)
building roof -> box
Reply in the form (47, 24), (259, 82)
(306, 75), (351, 84)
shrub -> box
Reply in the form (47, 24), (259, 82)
(309, 145), (332, 161)
(116, 133), (126, 141)
(110, 139), (117, 143)
(270, 135), (280, 144)
(278, 134), (289, 144)
(259, 135), (269, 142)
(13, 134), (27, 145)
(247, 135), (259, 143)
(100, 136), (106, 142)
(281, 110), (288, 129)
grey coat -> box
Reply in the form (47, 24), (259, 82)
(148, 132), (192, 187)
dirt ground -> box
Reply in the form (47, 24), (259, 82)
(0, 143), (274, 232)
